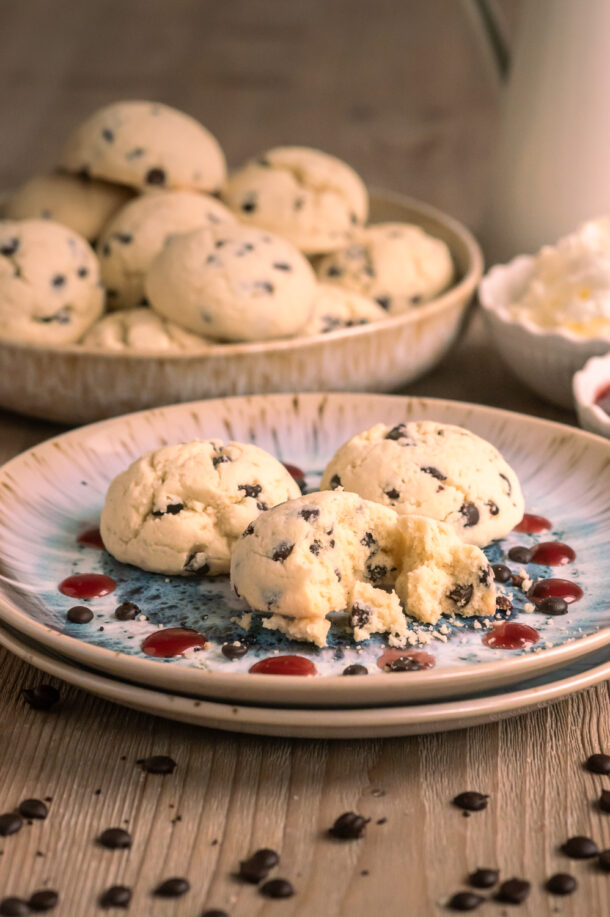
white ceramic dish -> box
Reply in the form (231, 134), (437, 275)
(573, 353), (610, 437)
(479, 255), (610, 409)
(0, 191), (482, 425)
(0, 392), (607, 708)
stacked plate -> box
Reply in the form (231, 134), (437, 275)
(0, 392), (609, 738)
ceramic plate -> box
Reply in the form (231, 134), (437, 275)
(0, 393), (608, 708)
(1, 621), (608, 739)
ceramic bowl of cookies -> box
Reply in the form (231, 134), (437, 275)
(0, 100), (482, 425)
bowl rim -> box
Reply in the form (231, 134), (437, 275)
(0, 188), (483, 361)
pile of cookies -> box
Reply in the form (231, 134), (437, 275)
(0, 100), (455, 352)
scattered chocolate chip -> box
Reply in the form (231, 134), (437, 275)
(447, 584), (474, 608)
(145, 167), (166, 185)
(222, 641), (248, 660)
(21, 684), (60, 711)
(98, 827), (131, 849)
(239, 848), (279, 883)
(0, 898), (29, 916)
(385, 655), (424, 672)
(508, 545), (533, 564)
(152, 502), (183, 516)
(28, 889), (59, 911)
(563, 835), (598, 858)
(511, 573), (524, 587)
(460, 503), (480, 527)
(260, 879), (294, 899)
(452, 792), (488, 812)
(448, 891), (483, 911)
(329, 811), (370, 839)
(272, 542), (294, 562)
(375, 295), (391, 310)
(598, 849), (610, 871)
(115, 602), (140, 620)
(155, 877), (190, 897)
(99, 885), (131, 908)
(599, 790), (610, 814)
(539, 595), (568, 615)
(18, 799), (47, 820)
(137, 755), (176, 774)
(343, 664), (368, 676)
(546, 873), (577, 895)
(587, 753), (610, 773)
(0, 238), (19, 257)
(492, 563), (512, 583)
(497, 878), (530, 904)
(0, 814), (22, 837)
(309, 540), (322, 555)
(469, 868), (498, 888)
(66, 605), (93, 624)
(329, 474), (342, 489)
(384, 487), (400, 500)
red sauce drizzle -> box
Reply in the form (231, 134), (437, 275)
(59, 573), (116, 599)
(77, 527), (105, 549)
(513, 513), (552, 534)
(529, 541), (576, 566)
(528, 578), (583, 605)
(482, 621), (539, 649)
(141, 627), (207, 658)
(249, 654), (317, 676)
(376, 649), (436, 671)
(282, 462), (306, 482)
(595, 383), (610, 415)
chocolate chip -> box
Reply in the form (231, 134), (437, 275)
(101, 128), (114, 142)
(137, 755), (176, 774)
(452, 792), (488, 812)
(77, 266), (89, 278)
(38, 307), (71, 325)
(335, 568), (342, 581)
(360, 532), (376, 548)
(496, 595), (513, 612)
(115, 602), (140, 620)
(299, 507), (320, 521)
(384, 655), (424, 672)
(349, 603), (370, 629)
(152, 502), (183, 516)
(447, 584), (474, 608)
(479, 566), (492, 586)
(342, 664), (368, 676)
(202, 911), (229, 917)
(212, 453), (230, 467)
(126, 147), (144, 159)
(538, 596), (568, 615)
(273, 262), (291, 271)
(242, 522), (255, 537)
(448, 891), (483, 911)
(255, 280), (274, 294)
(366, 564), (387, 584)
(511, 573), (524, 587)
(563, 835), (598, 858)
(155, 877), (190, 897)
(384, 488), (400, 500)
(326, 264), (343, 277)
(486, 500), (499, 516)
(51, 274), (66, 288)
(66, 605), (93, 624)
(145, 167), (166, 185)
(421, 466), (447, 481)
(272, 542), (294, 562)
(599, 790), (610, 812)
(375, 296), (391, 310)
(0, 238), (19, 256)
(384, 424), (412, 442)
(329, 812), (370, 839)
(0, 814), (22, 836)
(508, 545), (533, 563)
(546, 873), (577, 895)
(98, 827), (131, 849)
(492, 563), (511, 583)
(222, 641), (248, 660)
(28, 889), (59, 911)
(77, 166), (91, 181)
(460, 503), (479, 527)
(114, 232), (132, 244)
(598, 849), (610, 871)
(497, 878), (530, 904)
(309, 540), (322, 556)
(241, 195), (257, 213)
(499, 472), (512, 496)
(239, 848), (279, 883)
(293, 197), (305, 211)
(0, 899), (29, 916)
(239, 483), (262, 499)
(18, 799), (47, 820)
(329, 474), (342, 489)
(260, 879), (294, 898)
(586, 753), (610, 774)
(21, 684), (59, 711)
(469, 868), (498, 888)
(99, 885), (131, 908)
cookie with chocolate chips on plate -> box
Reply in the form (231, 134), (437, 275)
(300, 283), (386, 336)
(81, 307), (211, 353)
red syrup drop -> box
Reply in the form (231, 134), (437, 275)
(248, 654), (317, 676)
(283, 462), (306, 481)
(77, 527), (104, 549)
(513, 513), (552, 534)
(595, 383), (610, 414)
(376, 649), (436, 671)
(141, 627), (207, 658)
(59, 573), (116, 599)
(528, 578), (584, 605)
(529, 541), (576, 566)
(482, 621), (540, 649)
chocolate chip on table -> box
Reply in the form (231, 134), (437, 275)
(447, 584), (474, 608)
(145, 167), (166, 185)
(18, 799), (47, 820)
(99, 885), (131, 908)
(66, 605), (93, 624)
(115, 602), (140, 620)
(492, 563), (512, 583)
(0, 813), (23, 836)
(21, 684), (59, 711)
(28, 889), (59, 912)
(497, 878), (530, 904)
(586, 753), (610, 774)
(384, 655), (425, 672)
(272, 542), (294, 562)
(546, 873), (577, 895)
(448, 891), (483, 911)
(329, 812), (370, 839)
(260, 879), (294, 899)
(469, 868), (499, 889)
(507, 545), (533, 564)
(599, 790), (610, 813)
(238, 848), (280, 883)
(155, 877), (190, 897)
(98, 827), (132, 849)
(459, 503), (480, 527)
(221, 641), (248, 660)
(598, 850), (610, 871)
(137, 755), (176, 774)
(562, 835), (599, 858)
(342, 664), (368, 676)
(538, 596), (568, 615)
(452, 792), (489, 812)
(0, 898), (29, 916)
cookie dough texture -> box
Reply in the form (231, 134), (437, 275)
(301, 284), (386, 335)
(221, 146), (368, 254)
(230, 490), (496, 646)
(100, 440), (301, 576)
(97, 191), (235, 309)
(320, 421), (524, 547)
(60, 100), (226, 193)
(0, 219), (104, 345)
(146, 223), (317, 342)
(81, 308), (211, 353)
(316, 222), (454, 314)
(3, 172), (132, 242)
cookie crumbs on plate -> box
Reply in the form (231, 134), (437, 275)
(523, 603), (535, 613)
(472, 620), (482, 629)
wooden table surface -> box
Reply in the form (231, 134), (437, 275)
(2, 2), (609, 915)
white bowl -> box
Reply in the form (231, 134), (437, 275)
(573, 353), (610, 437)
(0, 190), (482, 424)
(479, 255), (610, 410)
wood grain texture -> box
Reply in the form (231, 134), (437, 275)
(4, 1), (610, 915)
